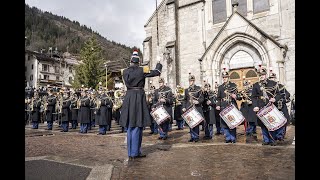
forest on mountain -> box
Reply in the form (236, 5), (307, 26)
(25, 3), (142, 69)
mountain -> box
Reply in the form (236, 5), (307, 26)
(25, 3), (141, 72)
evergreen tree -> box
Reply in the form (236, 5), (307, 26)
(73, 37), (105, 89)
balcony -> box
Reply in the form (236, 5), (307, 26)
(40, 70), (61, 75)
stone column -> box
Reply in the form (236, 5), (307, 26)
(206, 0), (213, 23)
(277, 47), (287, 84)
(226, 0), (233, 17)
(247, 0), (253, 19)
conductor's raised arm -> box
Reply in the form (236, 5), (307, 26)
(144, 63), (163, 77)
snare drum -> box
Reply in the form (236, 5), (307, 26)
(181, 105), (204, 129)
(150, 105), (170, 125)
(219, 104), (245, 129)
(257, 103), (287, 131)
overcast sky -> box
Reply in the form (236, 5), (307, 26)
(25, 0), (160, 50)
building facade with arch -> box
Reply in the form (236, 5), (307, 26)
(143, 0), (294, 95)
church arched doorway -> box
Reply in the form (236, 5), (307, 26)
(222, 47), (261, 91)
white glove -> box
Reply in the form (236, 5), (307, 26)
(193, 100), (199, 104)
(216, 106), (220, 110)
(269, 98), (275, 103)
(253, 107), (259, 112)
(160, 98), (166, 102)
(206, 100), (211, 105)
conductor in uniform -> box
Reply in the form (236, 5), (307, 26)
(119, 50), (162, 160)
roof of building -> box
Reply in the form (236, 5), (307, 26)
(144, 0), (167, 27)
(199, 11), (285, 61)
(25, 49), (81, 65)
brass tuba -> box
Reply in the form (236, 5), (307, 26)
(113, 90), (123, 111)
(114, 90), (123, 99)
(95, 97), (101, 109)
(76, 98), (81, 109)
(174, 87), (185, 105)
(176, 87), (185, 96)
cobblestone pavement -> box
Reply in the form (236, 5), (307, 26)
(26, 122), (295, 179)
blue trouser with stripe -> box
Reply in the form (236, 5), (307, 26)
(80, 123), (89, 133)
(71, 120), (77, 129)
(61, 121), (69, 132)
(99, 125), (108, 134)
(168, 123), (172, 131)
(176, 120), (184, 129)
(215, 119), (224, 134)
(246, 122), (256, 135)
(261, 125), (277, 143)
(204, 124), (214, 138)
(127, 127), (143, 157)
(32, 121), (39, 129)
(159, 120), (169, 138)
(47, 121), (53, 130)
(224, 127), (237, 141)
(190, 125), (200, 140)
(153, 123), (159, 134)
(275, 125), (286, 140)
(91, 120), (95, 127)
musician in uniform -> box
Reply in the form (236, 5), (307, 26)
(173, 85), (184, 130)
(152, 78), (174, 140)
(61, 91), (71, 132)
(30, 91), (41, 129)
(45, 89), (56, 130)
(202, 83), (216, 140)
(107, 90), (114, 131)
(119, 50), (162, 160)
(269, 72), (291, 141)
(70, 93), (79, 129)
(239, 80), (257, 142)
(252, 66), (280, 146)
(89, 91), (96, 130)
(213, 82), (223, 135)
(96, 89), (113, 135)
(291, 94), (295, 145)
(182, 74), (204, 142)
(290, 94), (295, 126)
(113, 88), (122, 125)
(147, 85), (158, 134)
(216, 70), (241, 143)
(78, 90), (91, 133)
(25, 97), (29, 126)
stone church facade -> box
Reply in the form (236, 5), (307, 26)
(143, 0), (294, 96)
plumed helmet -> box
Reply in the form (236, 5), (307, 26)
(130, 50), (140, 63)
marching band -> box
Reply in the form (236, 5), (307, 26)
(25, 52), (293, 148)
